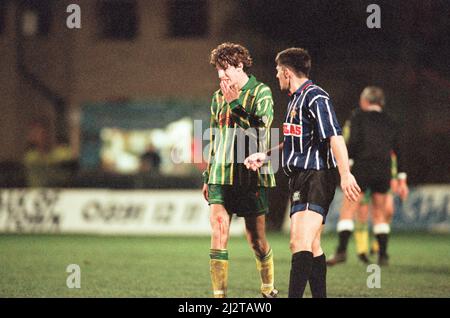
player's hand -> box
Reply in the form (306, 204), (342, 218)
(202, 183), (209, 202)
(341, 172), (361, 202)
(244, 152), (267, 171)
(397, 180), (409, 201)
(220, 80), (240, 104)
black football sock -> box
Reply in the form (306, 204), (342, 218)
(337, 230), (352, 254)
(309, 254), (327, 298)
(288, 251), (313, 298)
(376, 234), (388, 257)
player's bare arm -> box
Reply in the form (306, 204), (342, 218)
(244, 142), (284, 171)
(330, 135), (361, 202)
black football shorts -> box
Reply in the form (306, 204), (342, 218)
(352, 163), (390, 194)
(289, 168), (339, 224)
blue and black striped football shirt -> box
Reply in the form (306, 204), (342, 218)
(282, 80), (342, 176)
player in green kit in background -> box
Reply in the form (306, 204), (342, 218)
(202, 42), (278, 298)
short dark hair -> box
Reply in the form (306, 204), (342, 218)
(210, 42), (253, 70)
(275, 48), (311, 77)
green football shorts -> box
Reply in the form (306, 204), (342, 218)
(207, 184), (269, 217)
(360, 188), (393, 205)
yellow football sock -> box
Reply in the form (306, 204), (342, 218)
(210, 249), (228, 298)
(372, 240), (379, 253)
(355, 222), (369, 255)
(255, 248), (274, 295)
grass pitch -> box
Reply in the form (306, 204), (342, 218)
(0, 232), (449, 297)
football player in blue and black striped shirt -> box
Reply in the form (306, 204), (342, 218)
(245, 48), (360, 298)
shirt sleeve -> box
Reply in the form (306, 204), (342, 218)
(253, 86), (274, 128)
(229, 85), (272, 130)
(229, 100), (252, 129)
(310, 96), (342, 141)
(252, 86), (274, 154)
(202, 96), (218, 184)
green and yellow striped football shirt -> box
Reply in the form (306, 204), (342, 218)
(203, 75), (276, 187)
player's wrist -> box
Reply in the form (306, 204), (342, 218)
(339, 171), (352, 181)
(229, 99), (240, 109)
(202, 170), (209, 184)
(260, 153), (269, 164)
(339, 164), (351, 175)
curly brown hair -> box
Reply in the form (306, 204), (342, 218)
(209, 42), (253, 70)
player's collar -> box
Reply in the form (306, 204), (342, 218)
(240, 74), (258, 91)
(289, 80), (313, 96)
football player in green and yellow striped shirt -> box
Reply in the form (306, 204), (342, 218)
(202, 42), (277, 298)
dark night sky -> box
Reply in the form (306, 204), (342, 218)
(223, 0), (450, 185)
(239, 0), (450, 65)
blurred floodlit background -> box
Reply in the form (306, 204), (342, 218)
(0, 0), (448, 233)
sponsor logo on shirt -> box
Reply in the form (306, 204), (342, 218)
(283, 123), (302, 137)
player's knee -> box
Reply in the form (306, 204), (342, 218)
(210, 214), (229, 231)
(250, 238), (267, 255)
(210, 212), (226, 224)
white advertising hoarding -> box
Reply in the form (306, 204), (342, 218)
(0, 189), (245, 236)
(282, 185), (450, 233)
